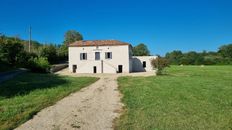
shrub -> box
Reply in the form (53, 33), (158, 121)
(151, 57), (170, 75)
(40, 45), (58, 64)
(28, 57), (50, 73)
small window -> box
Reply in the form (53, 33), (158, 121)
(105, 52), (112, 59)
(95, 52), (100, 60)
(80, 53), (87, 60)
(143, 61), (146, 68)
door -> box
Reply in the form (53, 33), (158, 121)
(72, 65), (77, 73)
(93, 66), (97, 73)
(118, 65), (123, 73)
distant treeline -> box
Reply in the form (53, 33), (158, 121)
(165, 44), (232, 65)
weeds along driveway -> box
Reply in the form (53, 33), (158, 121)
(16, 69), (155, 130)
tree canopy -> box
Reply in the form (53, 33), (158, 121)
(165, 50), (182, 64)
(40, 45), (57, 64)
(132, 43), (150, 56)
(218, 44), (232, 59)
(64, 30), (83, 46)
(0, 39), (24, 65)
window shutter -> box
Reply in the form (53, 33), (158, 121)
(85, 53), (87, 60)
(80, 53), (83, 60)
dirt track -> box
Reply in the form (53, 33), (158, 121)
(16, 69), (155, 130)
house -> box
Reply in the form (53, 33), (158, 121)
(68, 40), (157, 73)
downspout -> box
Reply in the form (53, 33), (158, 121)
(101, 60), (103, 73)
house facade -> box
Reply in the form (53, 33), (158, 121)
(69, 40), (156, 73)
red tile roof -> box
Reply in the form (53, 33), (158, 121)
(69, 40), (131, 47)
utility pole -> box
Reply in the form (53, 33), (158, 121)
(29, 26), (32, 52)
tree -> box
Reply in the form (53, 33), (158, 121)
(132, 43), (150, 56)
(40, 45), (57, 64)
(165, 50), (183, 65)
(151, 57), (170, 75)
(0, 39), (24, 65)
(179, 51), (200, 65)
(218, 44), (232, 59)
(64, 30), (83, 46)
(57, 44), (68, 61)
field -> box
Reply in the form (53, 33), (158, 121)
(116, 66), (232, 130)
(0, 73), (98, 130)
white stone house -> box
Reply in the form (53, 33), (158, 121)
(68, 40), (157, 73)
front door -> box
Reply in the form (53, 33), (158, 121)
(72, 65), (77, 73)
(118, 65), (123, 73)
(93, 66), (97, 73)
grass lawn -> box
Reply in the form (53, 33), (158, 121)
(0, 73), (98, 130)
(116, 66), (232, 130)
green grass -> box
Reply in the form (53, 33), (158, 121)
(116, 66), (232, 130)
(0, 73), (98, 130)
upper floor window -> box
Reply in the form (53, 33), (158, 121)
(95, 52), (100, 60)
(105, 52), (112, 59)
(80, 53), (87, 60)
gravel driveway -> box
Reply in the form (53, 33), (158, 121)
(15, 69), (155, 130)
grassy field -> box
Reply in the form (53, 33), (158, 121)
(0, 73), (98, 130)
(116, 66), (232, 130)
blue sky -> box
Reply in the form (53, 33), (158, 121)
(0, 0), (232, 55)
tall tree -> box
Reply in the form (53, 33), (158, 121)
(132, 43), (150, 56)
(64, 30), (83, 46)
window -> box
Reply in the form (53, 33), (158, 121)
(143, 61), (146, 68)
(95, 52), (100, 60)
(80, 53), (87, 60)
(105, 52), (112, 59)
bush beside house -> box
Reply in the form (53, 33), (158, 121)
(151, 57), (170, 75)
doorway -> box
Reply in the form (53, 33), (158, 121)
(93, 66), (97, 73)
(118, 65), (123, 73)
(72, 65), (77, 73)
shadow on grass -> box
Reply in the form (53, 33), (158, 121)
(0, 72), (68, 98)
